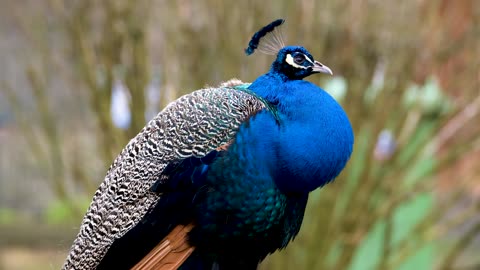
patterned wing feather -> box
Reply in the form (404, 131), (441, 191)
(62, 85), (267, 270)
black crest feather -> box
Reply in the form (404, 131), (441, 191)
(245, 19), (285, 56)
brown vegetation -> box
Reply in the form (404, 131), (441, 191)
(0, 0), (479, 269)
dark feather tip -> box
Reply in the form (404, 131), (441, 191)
(245, 19), (285, 55)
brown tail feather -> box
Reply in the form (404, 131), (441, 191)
(131, 224), (195, 270)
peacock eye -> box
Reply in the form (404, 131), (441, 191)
(294, 54), (305, 65)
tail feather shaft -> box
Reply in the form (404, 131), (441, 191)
(132, 224), (195, 270)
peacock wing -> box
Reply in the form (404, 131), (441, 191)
(62, 82), (269, 270)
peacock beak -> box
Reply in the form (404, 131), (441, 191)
(311, 61), (333, 75)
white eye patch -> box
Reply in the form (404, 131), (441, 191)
(286, 54), (315, 69)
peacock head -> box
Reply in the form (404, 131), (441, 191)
(245, 19), (333, 80)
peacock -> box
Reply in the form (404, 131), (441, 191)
(63, 19), (354, 270)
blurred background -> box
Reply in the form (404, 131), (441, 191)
(0, 0), (479, 269)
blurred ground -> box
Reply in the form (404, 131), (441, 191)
(0, 248), (66, 270)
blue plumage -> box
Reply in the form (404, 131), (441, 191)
(90, 19), (353, 270)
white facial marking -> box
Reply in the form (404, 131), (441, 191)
(304, 55), (314, 65)
(286, 54), (308, 69)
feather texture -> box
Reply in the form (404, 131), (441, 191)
(131, 224), (194, 270)
(245, 18), (285, 55)
(62, 85), (270, 270)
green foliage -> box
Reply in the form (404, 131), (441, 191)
(403, 77), (452, 117)
(1, 1), (479, 269)
(0, 208), (18, 225)
(43, 198), (91, 225)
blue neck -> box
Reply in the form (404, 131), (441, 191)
(247, 71), (354, 194)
